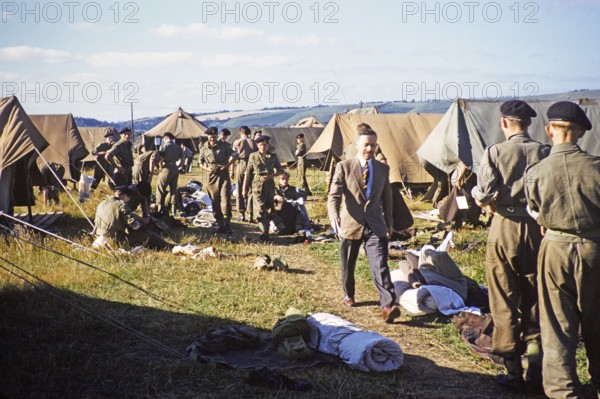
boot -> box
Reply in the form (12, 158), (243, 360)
(525, 341), (543, 394)
(496, 357), (525, 393)
(224, 220), (234, 235)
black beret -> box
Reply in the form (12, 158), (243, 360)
(119, 127), (132, 135)
(220, 128), (231, 136)
(104, 130), (116, 137)
(296, 133), (305, 138)
(114, 185), (134, 196)
(500, 100), (537, 118)
(547, 101), (592, 130)
(206, 127), (218, 135)
(254, 135), (270, 143)
(162, 132), (175, 140)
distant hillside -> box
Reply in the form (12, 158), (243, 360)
(74, 89), (600, 133)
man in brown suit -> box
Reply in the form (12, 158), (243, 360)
(328, 128), (400, 323)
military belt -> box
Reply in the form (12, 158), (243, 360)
(546, 228), (600, 239)
(494, 205), (530, 219)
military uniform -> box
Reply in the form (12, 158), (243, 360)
(295, 140), (312, 195)
(155, 141), (183, 215)
(472, 132), (550, 361)
(246, 149), (284, 240)
(95, 194), (171, 250)
(273, 183), (311, 234)
(106, 138), (134, 186)
(525, 142), (600, 398)
(91, 142), (114, 189)
(132, 150), (155, 185)
(233, 137), (257, 215)
(199, 140), (236, 230)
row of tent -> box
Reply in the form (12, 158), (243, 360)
(3, 95), (600, 216)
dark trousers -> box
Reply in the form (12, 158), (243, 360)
(340, 225), (396, 308)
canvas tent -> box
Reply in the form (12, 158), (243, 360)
(417, 98), (600, 176)
(226, 127), (325, 164)
(308, 113), (443, 184)
(0, 96), (49, 215)
(79, 127), (119, 163)
(142, 107), (208, 152)
(291, 116), (324, 128)
(29, 113), (88, 183)
(347, 106), (380, 115)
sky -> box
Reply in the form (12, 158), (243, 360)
(1, 0), (599, 121)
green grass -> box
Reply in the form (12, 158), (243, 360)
(0, 165), (593, 398)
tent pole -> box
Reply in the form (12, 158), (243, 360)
(130, 102), (135, 134)
(25, 163), (34, 223)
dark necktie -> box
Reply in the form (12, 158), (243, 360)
(362, 162), (369, 191)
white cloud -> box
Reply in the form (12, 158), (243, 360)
(198, 54), (289, 68)
(265, 34), (335, 46)
(87, 51), (195, 68)
(86, 51), (288, 69)
(0, 46), (72, 63)
(154, 23), (264, 39)
(0, 71), (18, 80)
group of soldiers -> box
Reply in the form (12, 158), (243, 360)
(471, 100), (599, 398)
(93, 125), (313, 248)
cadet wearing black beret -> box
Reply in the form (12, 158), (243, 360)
(254, 135), (270, 143)
(500, 99), (537, 119)
(104, 130), (116, 138)
(206, 127), (218, 135)
(547, 101), (592, 131)
(119, 127), (132, 135)
(162, 132), (175, 140)
(114, 185), (135, 196)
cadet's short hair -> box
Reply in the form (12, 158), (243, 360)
(220, 128), (231, 136)
(357, 123), (372, 132)
(162, 132), (175, 140)
(357, 128), (377, 138)
(280, 171), (290, 179)
(239, 126), (250, 135)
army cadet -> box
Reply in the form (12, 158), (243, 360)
(91, 130), (116, 189)
(294, 133), (312, 196)
(179, 144), (194, 173)
(151, 132), (183, 217)
(133, 149), (161, 185)
(232, 126), (257, 221)
(198, 127), (239, 234)
(524, 102), (600, 399)
(243, 135), (285, 242)
(93, 185), (173, 250)
(219, 128), (233, 149)
(273, 172), (311, 235)
(471, 100), (550, 392)
(105, 127), (134, 186)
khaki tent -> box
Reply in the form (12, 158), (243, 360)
(142, 107), (208, 152)
(417, 98), (600, 176)
(0, 96), (49, 215)
(308, 113), (443, 184)
(79, 127), (119, 163)
(226, 127), (325, 164)
(347, 106), (380, 115)
(291, 116), (325, 128)
(30, 114), (88, 183)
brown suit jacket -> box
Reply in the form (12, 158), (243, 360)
(328, 157), (393, 239)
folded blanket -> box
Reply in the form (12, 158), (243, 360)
(307, 313), (403, 372)
(397, 285), (482, 316)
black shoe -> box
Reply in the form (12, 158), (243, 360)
(259, 233), (269, 242)
(524, 363), (544, 394)
(216, 225), (226, 234)
(224, 223), (234, 235)
(496, 374), (526, 393)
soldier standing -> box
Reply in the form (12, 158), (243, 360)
(198, 127), (239, 234)
(151, 132), (183, 217)
(91, 130), (116, 189)
(294, 133), (312, 196)
(524, 101), (600, 399)
(243, 135), (284, 242)
(105, 127), (134, 186)
(232, 126), (257, 221)
(471, 100), (550, 393)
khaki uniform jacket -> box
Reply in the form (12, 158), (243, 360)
(133, 151), (155, 184)
(199, 141), (234, 167)
(233, 137), (256, 159)
(94, 196), (135, 237)
(525, 142), (600, 233)
(107, 139), (134, 168)
(472, 132), (550, 209)
(245, 151), (283, 184)
(159, 141), (183, 164)
(328, 157), (392, 239)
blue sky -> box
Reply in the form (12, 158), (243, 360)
(1, 0), (599, 121)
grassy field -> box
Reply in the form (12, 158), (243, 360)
(0, 164), (591, 398)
